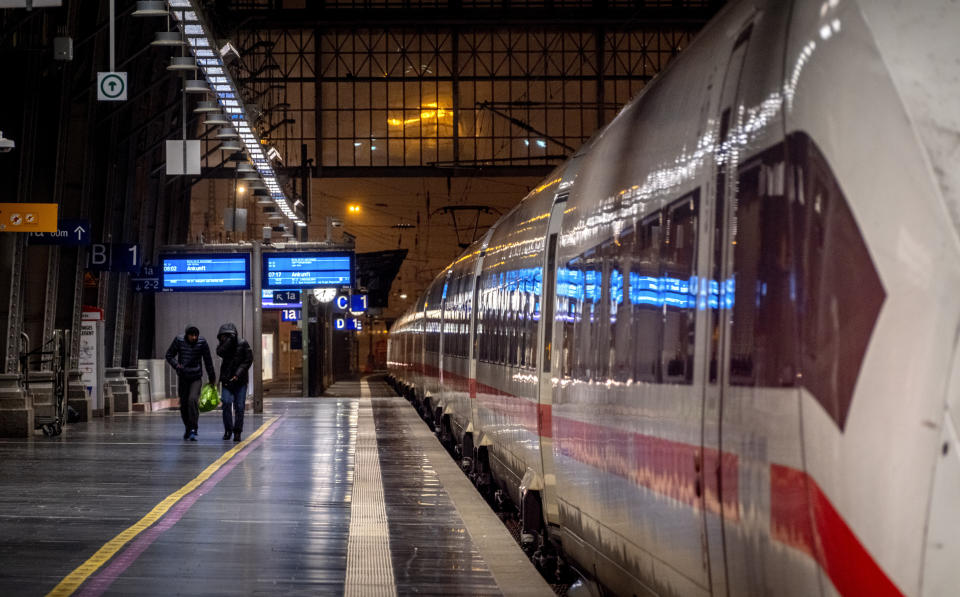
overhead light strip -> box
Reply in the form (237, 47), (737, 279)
(170, 2), (304, 231)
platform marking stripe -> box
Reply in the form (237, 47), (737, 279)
(46, 416), (282, 597)
(76, 418), (285, 597)
(345, 381), (397, 597)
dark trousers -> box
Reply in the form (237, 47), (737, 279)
(221, 384), (247, 433)
(178, 378), (201, 432)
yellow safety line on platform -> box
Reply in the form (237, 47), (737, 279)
(46, 416), (281, 597)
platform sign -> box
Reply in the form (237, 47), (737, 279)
(280, 308), (301, 322)
(0, 202), (58, 232)
(131, 266), (160, 292)
(273, 290), (301, 304)
(334, 293), (368, 313)
(261, 289), (302, 309)
(160, 253), (250, 291)
(97, 72), (127, 101)
(263, 251), (353, 289)
(334, 316), (362, 331)
(87, 243), (141, 272)
(28, 218), (91, 245)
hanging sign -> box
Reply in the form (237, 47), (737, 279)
(97, 72), (127, 101)
(0, 203), (58, 232)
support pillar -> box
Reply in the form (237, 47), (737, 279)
(67, 369), (90, 423)
(252, 242), (263, 413)
(0, 373), (31, 438)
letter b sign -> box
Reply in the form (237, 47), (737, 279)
(91, 244), (108, 266)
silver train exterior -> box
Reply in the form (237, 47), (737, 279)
(387, 0), (960, 595)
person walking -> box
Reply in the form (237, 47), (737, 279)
(216, 323), (253, 442)
(165, 325), (216, 441)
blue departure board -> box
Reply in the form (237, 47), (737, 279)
(263, 252), (353, 289)
(160, 253), (250, 291)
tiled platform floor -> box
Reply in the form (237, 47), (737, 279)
(0, 378), (551, 597)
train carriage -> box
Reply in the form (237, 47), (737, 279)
(388, 0), (960, 594)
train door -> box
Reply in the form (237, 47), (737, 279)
(467, 226), (498, 450)
(702, 20), (753, 597)
(706, 7), (818, 595)
(438, 271), (452, 419)
(536, 191), (569, 531)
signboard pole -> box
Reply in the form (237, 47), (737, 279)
(252, 242), (263, 413)
(301, 294), (310, 398)
(108, 0), (115, 72)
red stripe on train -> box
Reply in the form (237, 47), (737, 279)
(770, 464), (903, 597)
(406, 365), (902, 596)
(554, 416), (739, 518)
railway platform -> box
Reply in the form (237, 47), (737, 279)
(0, 378), (552, 597)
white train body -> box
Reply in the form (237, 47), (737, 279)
(388, 0), (960, 595)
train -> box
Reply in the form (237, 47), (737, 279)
(387, 0), (960, 594)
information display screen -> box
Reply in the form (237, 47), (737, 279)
(263, 252), (353, 289)
(160, 253), (250, 291)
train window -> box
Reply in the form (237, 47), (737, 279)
(578, 252), (603, 381)
(558, 259), (583, 379)
(460, 274), (471, 358)
(791, 132), (884, 429)
(661, 194), (698, 384)
(611, 229), (635, 382)
(629, 212), (663, 383)
(729, 150), (796, 387)
(476, 274), (492, 363)
(593, 244), (613, 382)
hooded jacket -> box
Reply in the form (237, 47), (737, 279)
(165, 325), (215, 382)
(216, 323), (253, 391)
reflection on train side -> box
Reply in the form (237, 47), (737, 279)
(556, 268), (733, 319)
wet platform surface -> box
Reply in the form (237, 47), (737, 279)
(0, 378), (552, 597)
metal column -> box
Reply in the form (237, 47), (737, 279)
(251, 242), (263, 413)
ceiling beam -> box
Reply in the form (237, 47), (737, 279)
(214, 6), (720, 29)
(199, 164), (556, 178)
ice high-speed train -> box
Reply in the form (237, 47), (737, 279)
(387, 0), (960, 594)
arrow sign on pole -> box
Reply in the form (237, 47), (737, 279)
(97, 72), (127, 101)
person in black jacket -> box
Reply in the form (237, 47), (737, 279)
(165, 325), (216, 441)
(216, 322), (254, 442)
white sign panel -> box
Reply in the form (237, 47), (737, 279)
(79, 320), (103, 408)
(97, 71), (127, 101)
(165, 140), (201, 175)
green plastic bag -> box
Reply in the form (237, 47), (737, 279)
(199, 383), (220, 412)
